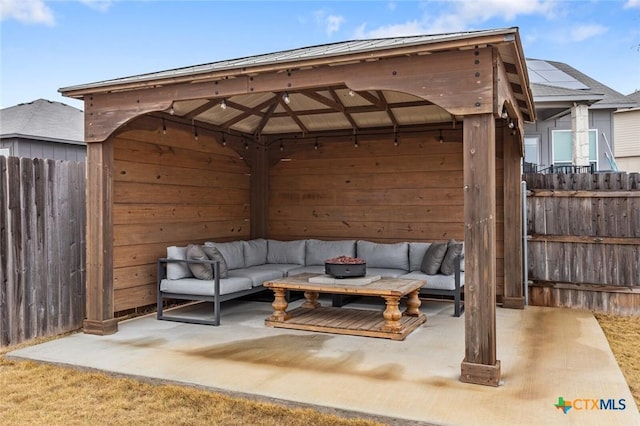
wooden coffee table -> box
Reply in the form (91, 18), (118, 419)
(263, 273), (426, 340)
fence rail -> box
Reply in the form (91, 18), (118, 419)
(524, 172), (640, 316)
(0, 156), (86, 346)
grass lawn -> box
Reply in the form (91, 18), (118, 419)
(1, 314), (638, 424)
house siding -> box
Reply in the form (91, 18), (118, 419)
(0, 137), (86, 161)
(614, 108), (640, 172)
(524, 109), (616, 171)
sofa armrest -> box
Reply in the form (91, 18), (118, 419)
(454, 253), (462, 291)
(157, 257), (222, 296)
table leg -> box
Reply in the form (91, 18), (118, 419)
(381, 295), (403, 332)
(302, 291), (321, 309)
(268, 288), (291, 322)
(404, 290), (422, 317)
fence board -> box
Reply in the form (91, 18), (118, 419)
(526, 172), (640, 316)
(0, 157), (86, 346)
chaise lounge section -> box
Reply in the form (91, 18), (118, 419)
(157, 238), (464, 325)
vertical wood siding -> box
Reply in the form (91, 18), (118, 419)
(0, 156), (86, 346)
(111, 116), (251, 312)
(524, 172), (640, 315)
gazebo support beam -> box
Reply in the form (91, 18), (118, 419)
(83, 140), (118, 335)
(502, 126), (525, 308)
(460, 114), (500, 386)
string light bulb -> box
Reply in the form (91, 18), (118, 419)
(220, 99), (227, 110)
(439, 130), (444, 144)
(508, 119), (515, 129)
(193, 120), (198, 140)
(314, 137), (319, 150)
(162, 118), (167, 135)
(353, 131), (358, 148)
(348, 89), (355, 97)
(244, 138), (249, 150)
(394, 128), (399, 147)
(221, 134), (226, 146)
(501, 105), (508, 120)
(280, 142), (284, 152)
(283, 92), (291, 105)
(169, 105), (175, 115)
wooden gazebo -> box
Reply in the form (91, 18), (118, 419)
(61, 27), (534, 386)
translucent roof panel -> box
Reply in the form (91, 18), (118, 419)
(527, 60), (589, 90)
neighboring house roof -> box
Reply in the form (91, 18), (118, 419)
(626, 90), (640, 104)
(0, 99), (84, 144)
(527, 59), (636, 113)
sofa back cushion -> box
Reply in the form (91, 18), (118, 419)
(305, 239), (357, 266)
(243, 239), (268, 267)
(267, 239), (306, 265)
(420, 242), (448, 275)
(356, 240), (409, 271)
(201, 245), (229, 278)
(204, 241), (245, 270)
(439, 239), (464, 275)
(166, 246), (193, 280)
(409, 242), (431, 272)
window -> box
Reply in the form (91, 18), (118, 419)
(552, 129), (598, 169)
(0, 147), (10, 157)
(524, 136), (540, 165)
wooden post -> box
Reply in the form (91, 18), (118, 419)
(83, 140), (118, 335)
(250, 144), (269, 239)
(502, 127), (525, 308)
(460, 114), (501, 386)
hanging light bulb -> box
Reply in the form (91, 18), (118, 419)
(221, 133), (227, 146)
(280, 142), (284, 151)
(501, 105), (508, 120)
(439, 130), (444, 144)
(283, 92), (291, 105)
(314, 137), (319, 150)
(220, 99), (227, 110)
(244, 139), (249, 150)
(353, 131), (358, 148)
(193, 120), (198, 140)
(169, 105), (175, 115)
(348, 89), (355, 97)
(508, 119), (515, 129)
(162, 118), (167, 135)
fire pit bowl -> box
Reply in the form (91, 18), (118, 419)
(324, 256), (366, 278)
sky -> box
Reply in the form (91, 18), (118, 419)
(1, 0), (639, 111)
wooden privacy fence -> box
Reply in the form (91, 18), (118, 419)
(0, 156), (86, 346)
(524, 172), (640, 316)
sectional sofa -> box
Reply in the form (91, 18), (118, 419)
(157, 238), (464, 326)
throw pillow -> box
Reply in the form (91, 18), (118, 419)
(439, 239), (464, 275)
(186, 244), (213, 280)
(201, 245), (229, 278)
(420, 242), (448, 275)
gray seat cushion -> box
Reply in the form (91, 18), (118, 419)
(228, 267), (284, 287)
(365, 267), (407, 279)
(400, 271), (465, 291)
(160, 277), (252, 296)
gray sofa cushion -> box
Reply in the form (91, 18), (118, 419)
(420, 242), (447, 275)
(356, 240), (409, 271)
(205, 241), (245, 270)
(166, 246), (193, 280)
(365, 268), (406, 279)
(201, 245), (229, 278)
(249, 263), (305, 275)
(243, 239), (268, 267)
(409, 242), (431, 272)
(160, 277), (253, 296)
(267, 239), (306, 265)
(440, 239), (464, 275)
(228, 267), (283, 287)
(400, 271), (465, 291)
(186, 244), (213, 280)
(305, 239), (357, 266)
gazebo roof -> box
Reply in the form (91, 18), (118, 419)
(61, 27), (534, 142)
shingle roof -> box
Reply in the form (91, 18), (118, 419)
(0, 99), (84, 143)
(526, 59), (636, 109)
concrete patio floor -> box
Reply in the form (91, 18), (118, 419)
(8, 297), (640, 425)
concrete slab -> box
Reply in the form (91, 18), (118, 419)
(8, 299), (640, 425)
